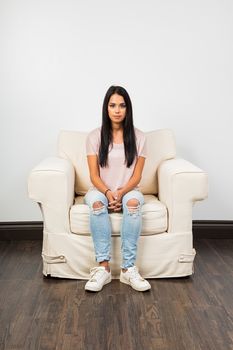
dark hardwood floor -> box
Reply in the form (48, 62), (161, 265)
(0, 238), (233, 350)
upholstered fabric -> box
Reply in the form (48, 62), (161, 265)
(158, 158), (208, 233)
(40, 231), (196, 279)
(70, 194), (167, 236)
(28, 128), (208, 280)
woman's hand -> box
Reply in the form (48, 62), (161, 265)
(112, 189), (124, 212)
(113, 189), (123, 202)
(106, 190), (123, 212)
(106, 191), (117, 211)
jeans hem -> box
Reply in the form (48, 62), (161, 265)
(96, 257), (111, 263)
(121, 263), (135, 269)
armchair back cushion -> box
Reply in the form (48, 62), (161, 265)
(58, 129), (176, 195)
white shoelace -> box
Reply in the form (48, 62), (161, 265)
(128, 267), (145, 281)
(89, 267), (107, 282)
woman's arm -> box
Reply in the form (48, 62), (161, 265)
(87, 155), (109, 194)
(87, 155), (117, 209)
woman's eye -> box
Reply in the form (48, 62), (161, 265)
(109, 104), (126, 108)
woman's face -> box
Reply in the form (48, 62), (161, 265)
(107, 93), (127, 124)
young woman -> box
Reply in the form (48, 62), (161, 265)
(84, 85), (151, 292)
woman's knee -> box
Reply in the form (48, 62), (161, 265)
(122, 190), (144, 208)
(91, 200), (108, 215)
(92, 201), (105, 210)
(85, 190), (108, 208)
(124, 198), (141, 216)
(126, 198), (140, 209)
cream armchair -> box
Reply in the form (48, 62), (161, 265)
(28, 129), (208, 279)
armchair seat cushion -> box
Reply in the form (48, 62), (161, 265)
(70, 194), (167, 236)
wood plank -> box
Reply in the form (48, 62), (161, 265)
(0, 239), (233, 349)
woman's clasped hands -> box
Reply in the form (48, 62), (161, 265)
(106, 189), (123, 212)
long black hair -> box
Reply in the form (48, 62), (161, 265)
(99, 85), (137, 168)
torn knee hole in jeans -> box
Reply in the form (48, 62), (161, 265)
(92, 201), (106, 215)
(126, 199), (140, 216)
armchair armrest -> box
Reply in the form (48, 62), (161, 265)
(158, 158), (208, 233)
(28, 157), (75, 234)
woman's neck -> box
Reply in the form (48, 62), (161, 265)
(111, 124), (123, 143)
(111, 122), (123, 132)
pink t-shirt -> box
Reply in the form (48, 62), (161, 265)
(86, 127), (147, 192)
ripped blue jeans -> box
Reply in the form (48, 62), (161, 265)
(84, 189), (144, 269)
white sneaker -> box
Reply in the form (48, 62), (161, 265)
(85, 266), (112, 292)
(120, 266), (151, 291)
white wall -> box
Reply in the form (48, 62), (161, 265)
(0, 0), (232, 221)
